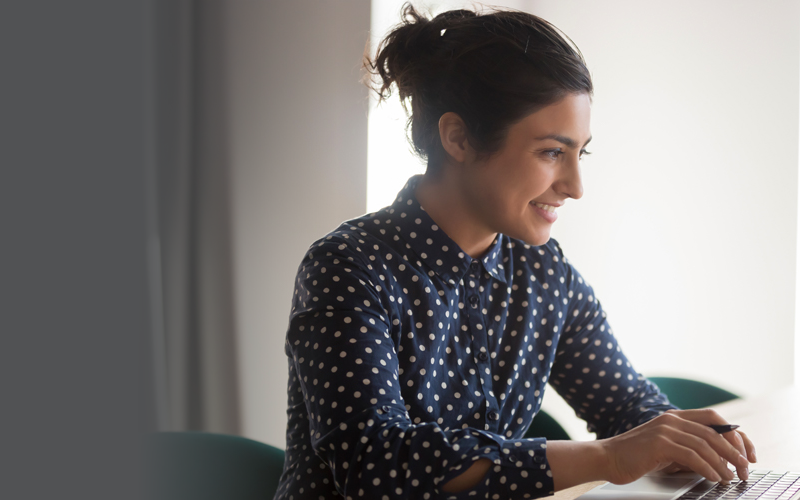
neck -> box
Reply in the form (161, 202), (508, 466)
(415, 169), (497, 259)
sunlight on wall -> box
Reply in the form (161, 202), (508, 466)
(367, 1), (421, 212)
(366, 97), (425, 212)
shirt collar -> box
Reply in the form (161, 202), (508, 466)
(384, 175), (509, 287)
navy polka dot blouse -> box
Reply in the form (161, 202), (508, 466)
(275, 175), (674, 499)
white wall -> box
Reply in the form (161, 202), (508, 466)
(220, 1), (371, 447)
(368, 0), (800, 440)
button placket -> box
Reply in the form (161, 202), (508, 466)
(468, 262), (480, 309)
(465, 263), (500, 433)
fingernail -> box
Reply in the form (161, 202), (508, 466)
(751, 450), (757, 463)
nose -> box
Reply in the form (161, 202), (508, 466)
(555, 154), (584, 200)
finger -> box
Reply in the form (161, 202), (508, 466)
(719, 428), (746, 458)
(677, 418), (750, 475)
(665, 440), (725, 483)
(723, 431), (750, 480)
(737, 429), (757, 463)
(656, 413), (746, 481)
(668, 408), (750, 462)
(667, 426), (735, 482)
(667, 406), (750, 469)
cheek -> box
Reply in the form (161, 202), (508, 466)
(477, 158), (550, 212)
(514, 171), (552, 207)
(524, 165), (553, 190)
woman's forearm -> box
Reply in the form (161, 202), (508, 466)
(442, 440), (608, 494)
(546, 440), (608, 491)
(441, 458), (493, 493)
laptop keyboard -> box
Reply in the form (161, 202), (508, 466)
(677, 470), (800, 500)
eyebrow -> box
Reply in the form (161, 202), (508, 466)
(534, 134), (593, 148)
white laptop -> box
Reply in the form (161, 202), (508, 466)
(577, 469), (800, 500)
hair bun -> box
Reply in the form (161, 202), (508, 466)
(363, 2), (592, 171)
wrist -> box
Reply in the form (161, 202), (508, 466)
(596, 438), (614, 483)
(547, 439), (609, 491)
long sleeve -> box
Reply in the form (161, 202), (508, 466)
(284, 237), (554, 499)
(547, 243), (675, 439)
(276, 176), (676, 499)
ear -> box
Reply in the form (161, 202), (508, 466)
(438, 112), (473, 164)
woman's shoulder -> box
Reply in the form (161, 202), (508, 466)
(299, 207), (399, 276)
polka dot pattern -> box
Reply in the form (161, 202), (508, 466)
(275, 176), (673, 499)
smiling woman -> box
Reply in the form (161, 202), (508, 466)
(415, 95), (592, 256)
(273, 3), (755, 500)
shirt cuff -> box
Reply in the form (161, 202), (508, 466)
(445, 438), (555, 500)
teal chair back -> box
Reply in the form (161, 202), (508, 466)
(648, 376), (739, 410)
(147, 431), (285, 500)
(524, 409), (571, 440)
(520, 378), (738, 442)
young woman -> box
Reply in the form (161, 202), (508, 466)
(274, 4), (756, 499)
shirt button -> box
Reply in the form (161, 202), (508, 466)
(508, 456), (516, 463)
(469, 295), (479, 308)
(533, 455), (545, 464)
(470, 261), (480, 272)
(381, 405), (391, 413)
(478, 352), (488, 361)
(488, 411), (499, 421)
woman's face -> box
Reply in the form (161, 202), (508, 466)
(459, 92), (592, 247)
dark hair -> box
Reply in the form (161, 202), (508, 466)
(363, 3), (593, 172)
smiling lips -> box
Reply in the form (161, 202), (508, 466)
(531, 201), (559, 223)
(533, 202), (557, 213)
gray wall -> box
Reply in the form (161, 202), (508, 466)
(2, 3), (372, 497)
(200, 1), (371, 446)
(2, 1), (158, 498)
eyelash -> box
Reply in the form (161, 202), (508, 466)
(543, 149), (592, 160)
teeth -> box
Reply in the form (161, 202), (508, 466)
(534, 202), (556, 213)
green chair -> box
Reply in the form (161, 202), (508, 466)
(524, 409), (571, 440)
(147, 431), (285, 500)
(648, 376), (740, 410)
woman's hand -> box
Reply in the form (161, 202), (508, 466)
(599, 409), (754, 485)
(656, 409), (756, 480)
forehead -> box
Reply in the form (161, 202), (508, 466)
(511, 93), (592, 142)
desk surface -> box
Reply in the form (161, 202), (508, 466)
(708, 385), (799, 471)
(553, 385), (800, 500)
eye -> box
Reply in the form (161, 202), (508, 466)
(542, 149), (563, 160)
(579, 149), (592, 160)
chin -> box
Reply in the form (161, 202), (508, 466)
(510, 228), (551, 247)
(528, 236), (551, 247)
